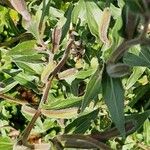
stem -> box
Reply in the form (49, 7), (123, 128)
(107, 38), (150, 64)
(18, 39), (74, 147)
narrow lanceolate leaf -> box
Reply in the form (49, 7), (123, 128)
(65, 109), (99, 134)
(126, 67), (146, 90)
(85, 0), (102, 38)
(21, 105), (36, 116)
(0, 137), (13, 150)
(99, 7), (111, 44)
(58, 68), (78, 80)
(125, 110), (150, 135)
(102, 74), (125, 137)
(123, 46), (150, 67)
(41, 107), (78, 119)
(10, 0), (31, 21)
(81, 65), (104, 111)
(106, 63), (130, 78)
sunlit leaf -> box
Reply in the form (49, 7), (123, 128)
(41, 107), (78, 119)
(0, 137), (13, 150)
(125, 67), (146, 90)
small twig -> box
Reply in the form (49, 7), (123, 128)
(0, 93), (28, 105)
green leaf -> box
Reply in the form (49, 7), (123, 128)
(42, 96), (82, 110)
(2, 70), (40, 93)
(85, 0), (102, 38)
(71, 0), (86, 24)
(8, 40), (37, 56)
(60, 4), (73, 43)
(125, 0), (145, 14)
(0, 78), (18, 94)
(0, 137), (13, 150)
(12, 54), (45, 63)
(102, 74), (125, 137)
(65, 109), (99, 133)
(125, 110), (150, 135)
(125, 67), (146, 90)
(124, 46), (150, 67)
(75, 68), (95, 79)
(15, 61), (43, 75)
(81, 65), (104, 111)
(129, 84), (150, 107)
(143, 119), (150, 145)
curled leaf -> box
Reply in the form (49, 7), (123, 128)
(10, 0), (31, 21)
(41, 107), (78, 119)
(41, 56), (56, 83)
(107, 63), (130, 78)
(99, 7), (111, 44)
(52, 27), (62, 53)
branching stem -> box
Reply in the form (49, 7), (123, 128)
(18, 39), (74, 147)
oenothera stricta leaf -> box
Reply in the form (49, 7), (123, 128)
(102, 74), (125, 137)
(42, 96), (82, 110)
(10, 0), (31, 21)
(125, 110), (150, 135)
(41, 108), (78, 119)
(58, 68), (78, 80)
(8, 40), (37, 56)
(41, 56), (56, 83)
(65, 109), (99, 134)
(99, 7), (111, 44)
(124, 46), (150, 67)
(85, 0), (102, 38)
(21, 105), (36, 116)
(13, 143), (51, 150)
(71, 0), (86, 24)
(0, 137), (13, 150)
(81, 65), (104, 111)
(125, 67), (146, 90)
(22, 104), (78, 119)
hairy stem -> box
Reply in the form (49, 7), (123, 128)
(107, 38), (150, 64)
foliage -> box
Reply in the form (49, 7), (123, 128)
(0, 0), (150, 149)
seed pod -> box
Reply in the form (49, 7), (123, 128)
(10, 0), (31, 21)
(107, 63), (130, 78)
(99, 7), (111, 44)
